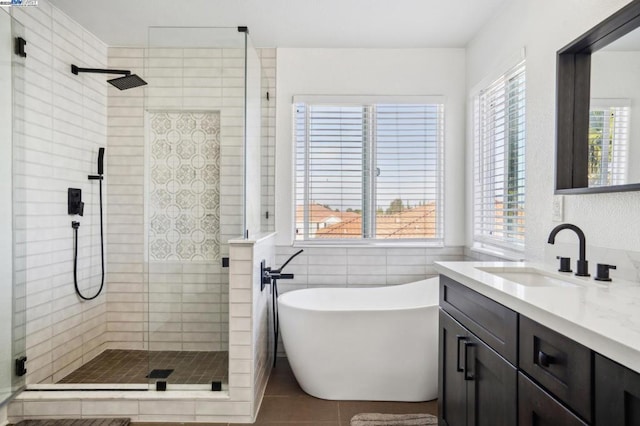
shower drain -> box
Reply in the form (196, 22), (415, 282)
(146, 369), (174, 379)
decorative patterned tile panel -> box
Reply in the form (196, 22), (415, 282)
(149, 112), (221, 261)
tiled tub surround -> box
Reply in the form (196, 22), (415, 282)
(434, 261), (640, 375)
(274, 245), (464, 289)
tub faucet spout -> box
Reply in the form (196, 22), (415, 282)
(547, 223), (589, 277)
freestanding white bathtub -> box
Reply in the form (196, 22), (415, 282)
(278, 277), (439, 401)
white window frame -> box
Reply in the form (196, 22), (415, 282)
(472, 61), (526, 253)
(293, 95), (444, 245)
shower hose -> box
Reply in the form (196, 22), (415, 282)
(271, 277), (280, 368)
(72, 177), (105, 301)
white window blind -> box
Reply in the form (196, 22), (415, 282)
(294, 97), (443, 242)
(473, 61), (526, 250)
(588, 100), (630, 187)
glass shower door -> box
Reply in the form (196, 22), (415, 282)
(144, 27), (248, 390)
(3, 9), (26, 402)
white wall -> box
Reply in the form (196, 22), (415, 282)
(273, 49), (467, 288)
(275, 48), (466, 247)
(467, 0), (640, 280)
(11, 0), (109, 384)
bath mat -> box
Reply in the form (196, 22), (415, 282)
(15, 419), (130, 426)
(351, 412), (438, 426)
(146, 368), (173, 378)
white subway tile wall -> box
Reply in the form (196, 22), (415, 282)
(106, 45), (255, 352)
(12, 2), (109, 384)
(228, 234), (275, 418)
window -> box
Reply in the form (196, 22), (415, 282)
(473, 61), (526, 251)
(294, 96), (443, 242)
(588, 100), (629, 187)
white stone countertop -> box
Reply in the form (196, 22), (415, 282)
(434, 261), (640, 375)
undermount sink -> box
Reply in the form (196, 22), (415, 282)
(477, 266), (586, 288)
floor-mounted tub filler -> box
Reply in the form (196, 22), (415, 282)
(278, 277), (439, 402)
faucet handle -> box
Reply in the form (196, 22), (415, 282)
(595, 263), (616, 282)
(556, 256), (572, 273)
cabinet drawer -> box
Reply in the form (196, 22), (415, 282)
(439, 275), (517, 364)
(518, 372), (588, 426)
(519, 316), (592, 423)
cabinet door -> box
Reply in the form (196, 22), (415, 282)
(519, 372), (588, 426)
(595, 353), (640, 425)
(439, 309), (468, 426)
(439, 309), (517, 426)
(465, 330), (517, 426)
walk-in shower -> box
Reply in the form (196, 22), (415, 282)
(8, 23), (266, 394)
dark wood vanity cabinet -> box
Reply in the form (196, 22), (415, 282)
(438, 274), (640, 426)
(518, 372), (588, 426)
(519, 315), (592, 423)
(595, 354), (640, 425)
(438, 276), (517, 426)
(439, 310), (517, 426)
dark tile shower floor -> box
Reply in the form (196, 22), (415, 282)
(57, 349), (228, 385)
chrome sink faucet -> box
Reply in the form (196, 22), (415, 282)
(547, 223), (590, 277)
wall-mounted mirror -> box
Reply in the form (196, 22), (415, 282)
(556, 1), (640, 194)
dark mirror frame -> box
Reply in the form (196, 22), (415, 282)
(556, 0), (640, 194)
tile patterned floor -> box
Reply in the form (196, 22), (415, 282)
(57, 349), (228, 385)
(131, 358), (438, 426)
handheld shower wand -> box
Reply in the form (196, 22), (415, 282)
(88, 147), (104, 180)
(97, 147), (104, 175)
(72, 147), (106, 300)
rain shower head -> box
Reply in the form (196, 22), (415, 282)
(71, 64), (147, 90)
(107, 74), (147, 90)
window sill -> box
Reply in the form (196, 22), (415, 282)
(470, 243), (525, 261)
(293, 240), (445, 249)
